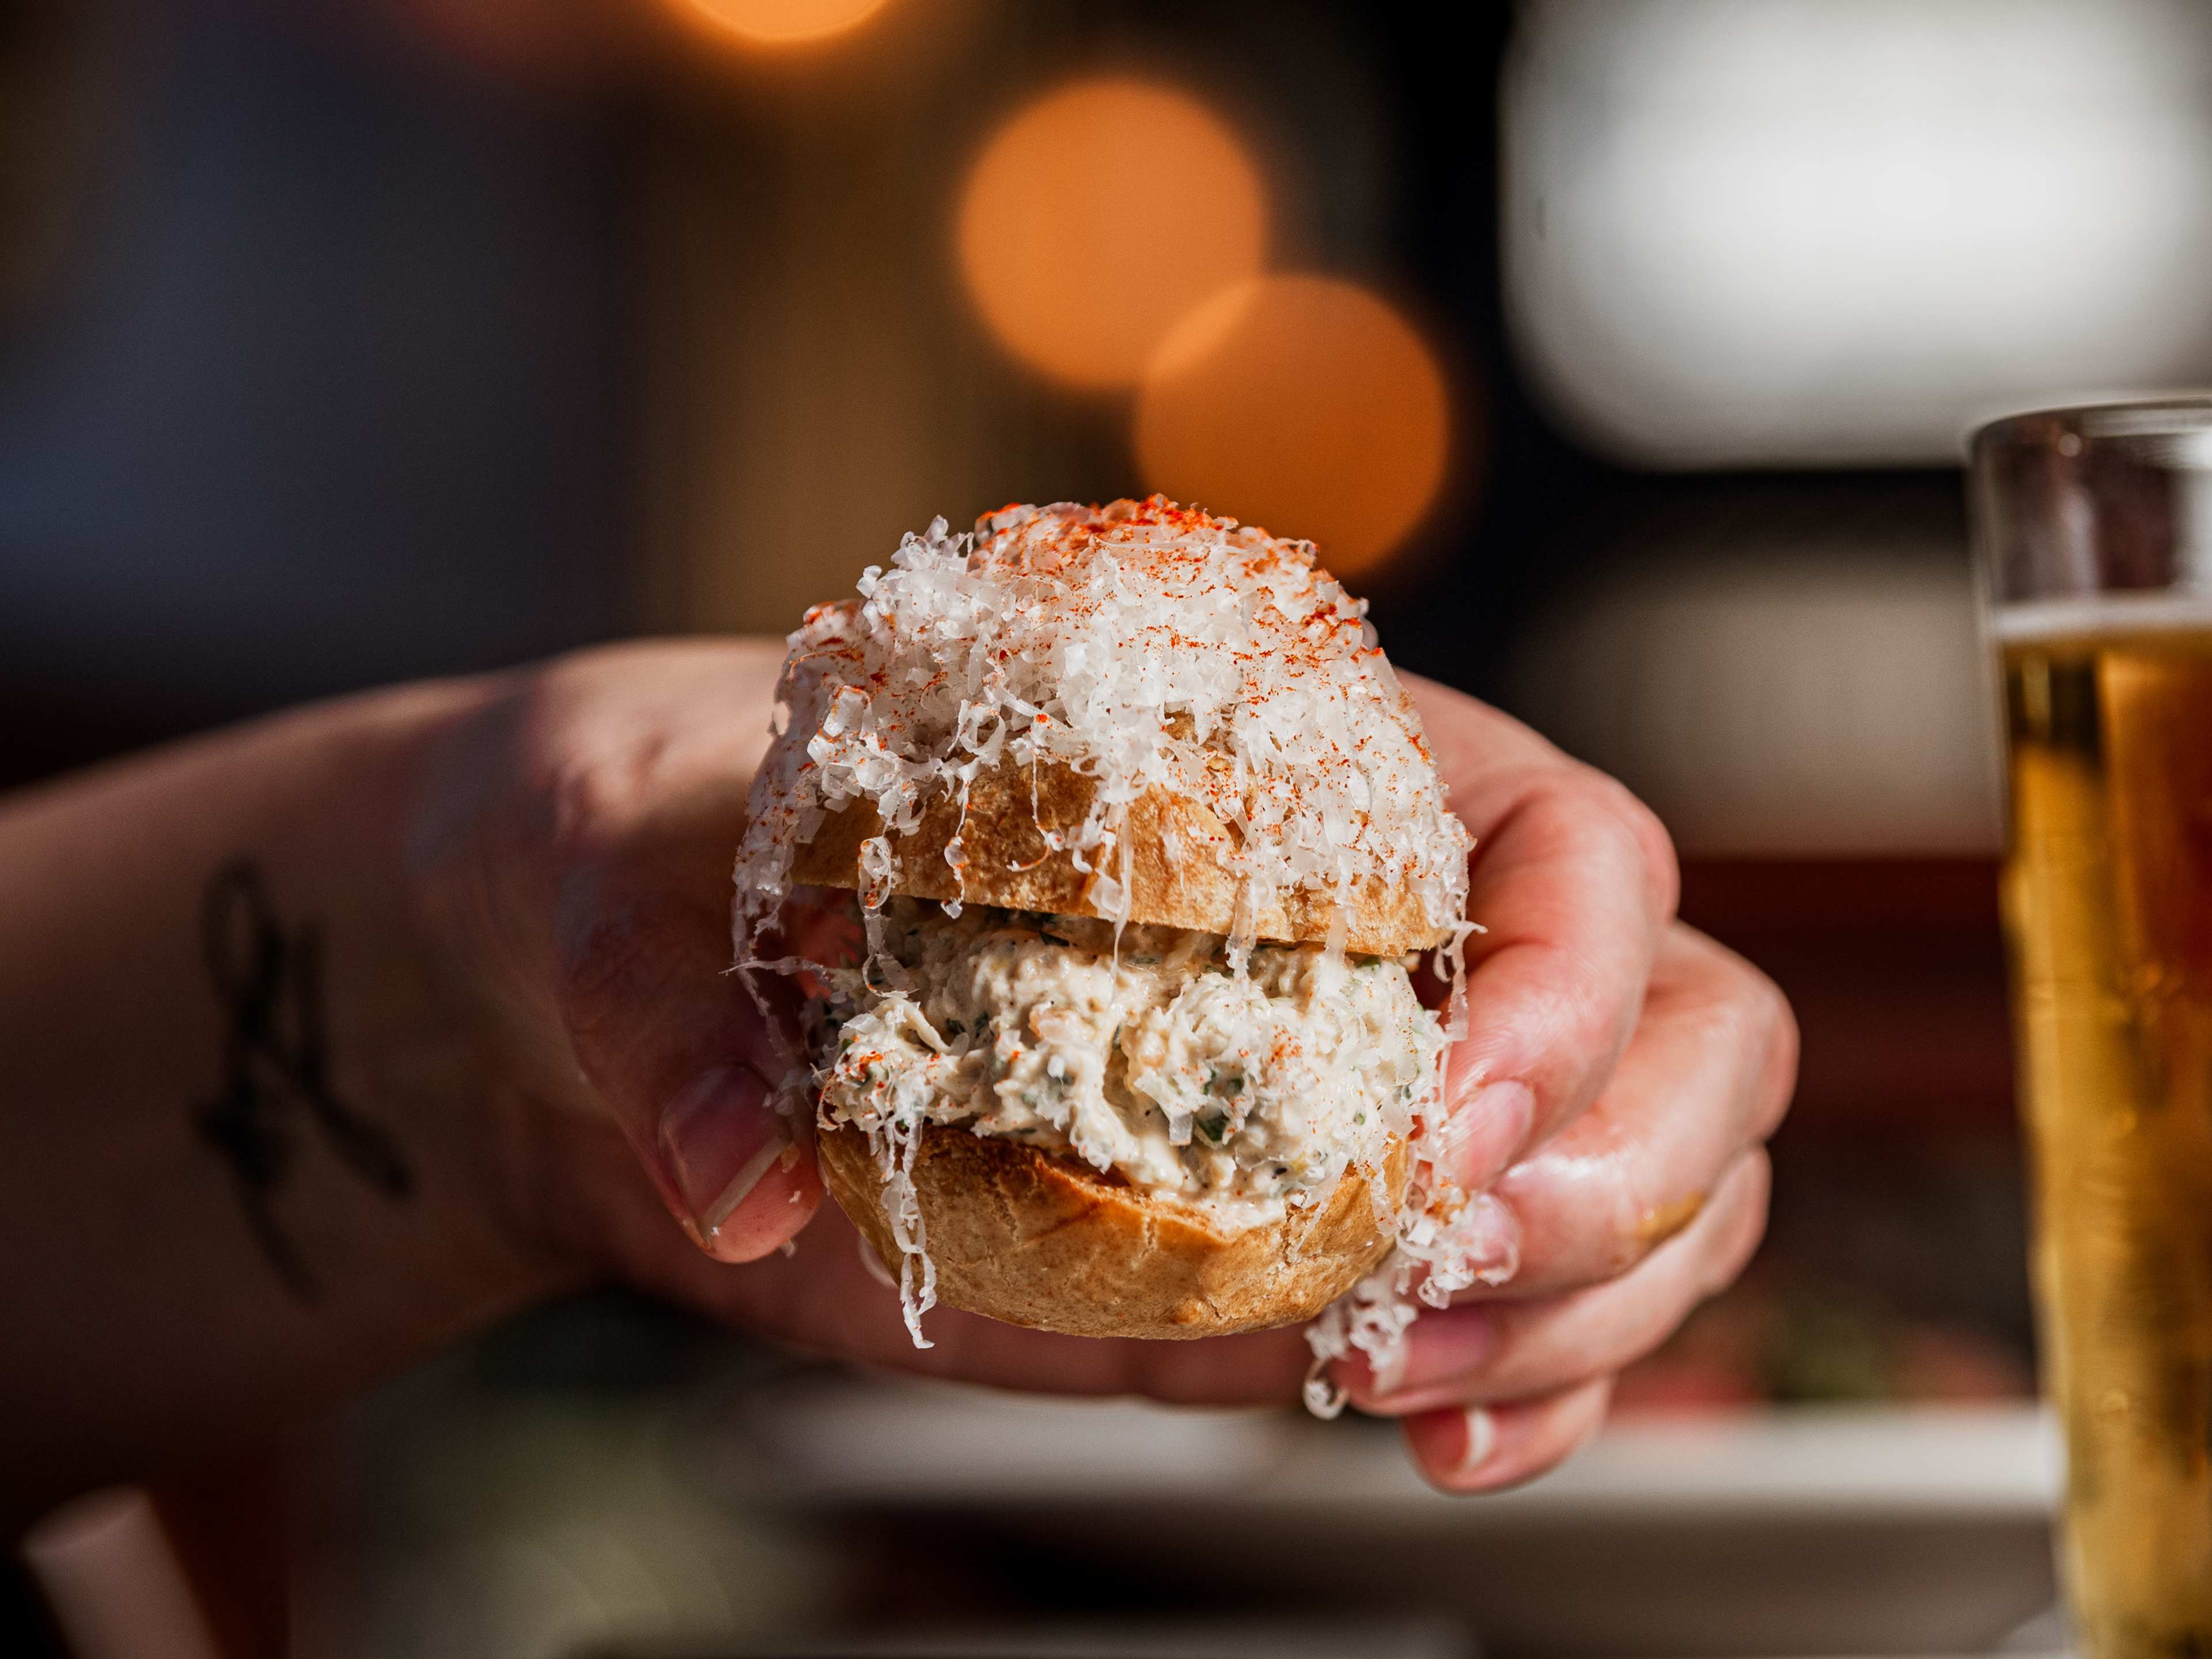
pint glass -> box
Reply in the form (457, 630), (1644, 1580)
(1975, 401), (2212, 1656)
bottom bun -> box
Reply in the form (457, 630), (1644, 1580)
(816, 1122), (1406, 1340)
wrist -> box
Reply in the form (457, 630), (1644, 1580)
(209, 672), (588, 1322)
(0, 671), (585, 1498)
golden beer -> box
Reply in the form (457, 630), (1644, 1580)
(2002, 612), (2212, 1656)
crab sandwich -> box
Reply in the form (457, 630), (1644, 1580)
(733, 498), (1479, 1347)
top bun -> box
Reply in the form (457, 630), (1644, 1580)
(736, 498), (1470, 960)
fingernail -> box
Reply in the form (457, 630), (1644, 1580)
(1381, 1308), (1497, 1400)
(1365, 1337), (1410, 1399)
(1455, 1407), (1498, 1480)
(1452, 1191), (1524, 1288)
(658, 1066), (789, 1236)
(1441, 1080), (1534, 1192)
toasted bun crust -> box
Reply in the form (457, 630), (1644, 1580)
(791, 755), (1441, 959)
(733, 498), (1473, 968)
(817, 1122), (1407, 1339)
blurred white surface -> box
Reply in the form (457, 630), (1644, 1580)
(304, 1349), (2065, 1659)
(725, 1378), (2059, 1657)
(1504, 0), (2212, 466)
(733, 1373), (2057, 1518)
(726, 1376), (1290, 1503)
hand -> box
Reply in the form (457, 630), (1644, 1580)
(1332, 679), (1797, 1489)
(409, 638), (1310, 1400)
(413, 643), (1793, 1487)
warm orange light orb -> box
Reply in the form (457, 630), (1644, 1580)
(1135, 275), (1450, 577)
(675, 0), (895, 45)
(957, 79), (1267, 390)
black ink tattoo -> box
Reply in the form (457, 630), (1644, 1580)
(194, 860), (411, 1300)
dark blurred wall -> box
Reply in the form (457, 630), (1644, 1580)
(0, 0), (1590, 786)
(0, 0), (639, 786)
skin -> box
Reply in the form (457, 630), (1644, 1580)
(0, 637), (1794, 1526)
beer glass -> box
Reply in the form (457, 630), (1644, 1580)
(1975, 400), (2212, 1658)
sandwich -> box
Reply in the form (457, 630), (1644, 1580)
(733, 498), (1486, 1357)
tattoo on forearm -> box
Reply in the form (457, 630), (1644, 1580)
(194, 860), (412, 1300)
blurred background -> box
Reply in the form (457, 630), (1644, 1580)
(15, 0), (2212, 1654)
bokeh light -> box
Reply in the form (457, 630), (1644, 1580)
(1135, 274), (1450, 577)
(957, 78), (1267, 390)
(673, 0), (896, 46)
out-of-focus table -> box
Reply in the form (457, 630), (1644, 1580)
(721, 1376), (2060, 1659)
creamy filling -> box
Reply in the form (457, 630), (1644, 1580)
(812, 898), (1448, 1221)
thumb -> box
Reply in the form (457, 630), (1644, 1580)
(552, 828), (820, 1263)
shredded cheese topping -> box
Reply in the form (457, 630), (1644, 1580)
(731, 497), (1471, 958)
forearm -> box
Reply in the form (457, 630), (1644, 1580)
(0, 679), (573, 1521)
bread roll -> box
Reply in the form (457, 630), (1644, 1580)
(817, 1123), (1407, 1340)
(734, 498), (1469, 1343)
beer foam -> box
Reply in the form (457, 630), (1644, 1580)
(1990, 591), (2212, 647)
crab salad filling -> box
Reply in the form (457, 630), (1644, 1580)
(813, 897), (1449, 1222)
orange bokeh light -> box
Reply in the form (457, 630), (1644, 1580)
(1135, 275), (1450, 578)
(957, 78), (1267, 390)
(674, 0), (895, 46)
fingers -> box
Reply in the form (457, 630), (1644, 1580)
(1338, 1149), (1770, 1416)
(1402, 1377), (1614, 1494)
(1403, 678), (1680, 1189)
(536, 649), (826, 1262)
(412, 642), (819, 1266)
(554, 819), (822, 1263)
(1446, 761), (1679, 1160)
(1471, 925), (1796, 1298)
